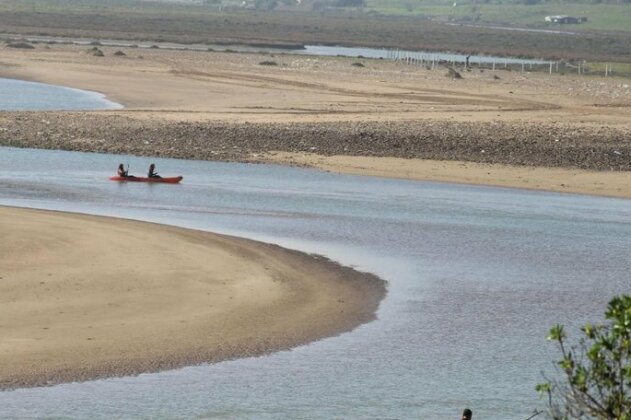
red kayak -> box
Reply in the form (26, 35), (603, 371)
(109, 176), (183, 184)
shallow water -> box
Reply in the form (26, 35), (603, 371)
(15, 35), (547, 65)
(0, 147), (629, 419)
(0, 78), (121, 111)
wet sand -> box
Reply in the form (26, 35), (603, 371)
(0, 206), (385, 390)
(261, 153), (631, 199)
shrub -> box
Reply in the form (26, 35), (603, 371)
(7, 42), (34, 49)
(86, 46), (105, 56)
(259, 60), (278, 66)
(446, 67), (462, 79)
(537, 295), (631, 419)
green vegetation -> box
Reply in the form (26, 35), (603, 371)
(2, 0), (629, 33)
(7, 42), (35, 49)
(363, 1), (631, 32)
(537, 295), (631, 419)
(446, 67), (463, 78)
(0, 0), (211, 15)
(0, 0), (630, 63)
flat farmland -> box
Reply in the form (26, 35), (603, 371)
(1, 0), (631, 62)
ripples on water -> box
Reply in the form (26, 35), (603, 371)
(0, 147), (629, 419)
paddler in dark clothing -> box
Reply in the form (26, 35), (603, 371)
(117, 163), (128, 177)
(148, 163), (161, 178)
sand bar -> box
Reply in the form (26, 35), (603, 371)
(0, 43), (629, 198)
(261, 153), (631, 199)
(0, 206), (385, 389)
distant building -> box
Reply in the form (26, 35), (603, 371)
(544, 15), (588, 24)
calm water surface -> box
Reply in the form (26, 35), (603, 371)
(0, 78), (121, 111)
(0, 147), (629, 419)
(17, 35), (547, 65)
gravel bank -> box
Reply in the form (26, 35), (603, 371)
(1, 112), (630, 171)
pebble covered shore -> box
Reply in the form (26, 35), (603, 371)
(1, 112), (630, 171)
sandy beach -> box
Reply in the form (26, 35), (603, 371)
(0, 43), (629, 198)
(0, 206), (385, 389)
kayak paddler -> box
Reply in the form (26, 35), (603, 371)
(148, 163), (161, 179)
(117, 163), (128, 177)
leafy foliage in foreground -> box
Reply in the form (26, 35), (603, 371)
(537, 295), (631, 419)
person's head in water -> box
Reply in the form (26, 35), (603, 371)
(461, 408), (472, 420)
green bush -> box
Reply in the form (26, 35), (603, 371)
(537, 295), (631, 419)
(7, 42), (34, 49)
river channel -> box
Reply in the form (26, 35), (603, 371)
(1, 146), (629, 419)
(13, 34), (549, 65)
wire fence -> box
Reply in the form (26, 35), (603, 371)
(386, 49), (631, 78)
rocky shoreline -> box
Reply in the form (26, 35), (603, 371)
(1, 112), (630, 171)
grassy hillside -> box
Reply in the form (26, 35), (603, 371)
(1, 0), (631, 62)
(365, 1), (631, 32)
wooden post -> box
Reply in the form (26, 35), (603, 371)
(549, 62), (553, 75)
(521, 63), (525, 72)
(492, 61), (495, 72)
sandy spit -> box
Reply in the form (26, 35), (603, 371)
(0, 206), (386, 390)
(260, 153), (631, 199)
